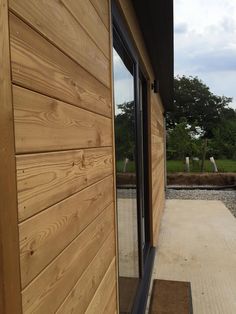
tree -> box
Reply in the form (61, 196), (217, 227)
(167, 76), (233, 138)
(210, 119), (236, 159)
(114, 101), (135, 161)
(167, 118), (201, 160)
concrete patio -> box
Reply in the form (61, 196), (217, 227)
(152, 199), (236, 314)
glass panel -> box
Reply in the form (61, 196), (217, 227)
(113, 47), (140, 312)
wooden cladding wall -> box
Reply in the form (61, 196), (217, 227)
(117, 0), (165, 246)
(8, 0), (117, 313)
(151, 94), (165, 245)
(0, 0), (22, 312)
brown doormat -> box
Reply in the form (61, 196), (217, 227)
(149, 279), (193, 314)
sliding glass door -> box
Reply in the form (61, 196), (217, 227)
(113, 24), (151, 313)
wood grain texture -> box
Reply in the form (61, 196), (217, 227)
(22, 204), (114, 314)
(150, 93), (165, 246)
(19, 175), (113, 288)
(152, 143), (165, 246)
(56, 231), (115, 314)
(0, 0), (22, 312)
(85, 258), (116, 313)
(62, 0), (109, 58)
(10, 14), (111, 118)
(9, 0), (110, 87)
(90, 0), (109, 29)
(17, 147), (113, 221)
(8, 1), (117, 313)
(103, 281), (117, 313)
(13, 86), (112, 153)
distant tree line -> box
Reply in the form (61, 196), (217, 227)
(115, 101), (135, 162)
(166, 76), (236, 161)
(114, 76), (236, 166)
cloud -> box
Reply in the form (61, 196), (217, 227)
(190, 49), (236, 73)
(221, 17), (236, 33)
(113, 49), (134, 105)
(175, 23), (188, 34)
(174, 0), (236, 108)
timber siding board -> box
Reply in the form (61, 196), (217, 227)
(10, 14), (111, 118)
(7, 0), (117, 312)
(0, 0), (22, 312)
(103, 282), (117, 313)
(19, 175), (114, 288)
(153, 189), (165, 243)
(16, 147), (113, 221)
(9, 0), (110, 87)
(90, 0), (109, 29)
(85, 258), (117, 314)
(3, 0), (165, 312)
(56, 231), (115, 313)
(151, 101), (165, 245)
(13, 86), (112, 153)
(62, 0), (109, 58)
(22, 204), (114, 314)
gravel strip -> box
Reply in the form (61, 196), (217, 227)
(166, 188), (236, 217)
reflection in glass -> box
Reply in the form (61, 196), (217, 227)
(113, 47), (139, 312)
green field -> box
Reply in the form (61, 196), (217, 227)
(116, 160), (135, 172)
(116, 159), (236, 173)
(167, 159), (236, 173)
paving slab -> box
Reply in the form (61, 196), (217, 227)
(153, 200), (236, 314)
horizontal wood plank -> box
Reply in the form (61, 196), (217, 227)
(9, 0), (110, 87)
(103, 282), (117, 313)
(56, 231), (115, 314)
(151, 93), (164, 114)
(17, 147), (113, 221)
(153, 191), (164, 224)
(13, 86), (112, 153)
(19, 175), (114, 288)
(151, 97), (165, 245)
(90, 0), (109, 29)
(62, 0), (109, 58)
(10, 14), (111, 118)
(22, 204), (114, 314)
(85, 258), (116, 313)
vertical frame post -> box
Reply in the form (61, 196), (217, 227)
(0, 0), (22, 312)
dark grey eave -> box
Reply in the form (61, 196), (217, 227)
(132, 0), (174, 111)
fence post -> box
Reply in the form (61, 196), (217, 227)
(210, 157), (218, 172)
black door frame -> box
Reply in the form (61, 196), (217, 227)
(112, 1), (155, 313)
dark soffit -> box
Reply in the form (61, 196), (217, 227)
(132, 0), (174, 111)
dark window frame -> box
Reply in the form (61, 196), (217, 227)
(112, 1), (155, 313)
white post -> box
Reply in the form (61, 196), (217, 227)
(185, 157), (190, 172)
(210, 157), (218, 172)
(123, 158), (129, 172)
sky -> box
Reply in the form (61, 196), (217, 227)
(175, 0), (236, 109)
(113, 49), (134, 107)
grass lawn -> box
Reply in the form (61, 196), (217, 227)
(167, 159), (236, 173)
(116, 160), (135, 172)
(116, 159), (236, 173)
